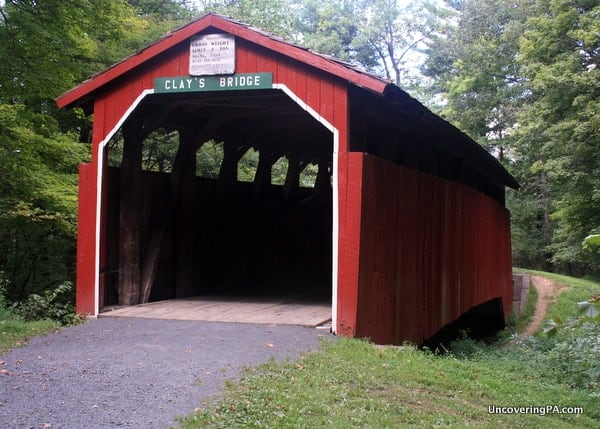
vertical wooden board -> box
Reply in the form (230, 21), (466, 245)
(304, 73), (321, 123)
(99, 85), (131, 135)
(176, 42), (188, 75)
(76, 97), (108, 315)
(356, 156), (396, 343)
(276, 57), (298, 96)
(292, 66), (310, 109)
(246, 43), (259, 72)
(461, 187), (477, 310)
(98, 151), (111, 310)
(394, 167), (419, 342)
(235, 40), (250, 72)
(76, 162), (97, 315)
(384, 168), (400, 342)
(91, 95), (108, 148)
(483, 197), (498, 302)
(416, 170), (432, 338)
(332, 84), (349, 153)
(316, 78), (334, 125)
(503, 207), (514, 314)
(429, 177), (444, 336)
(356, 168), (376, 339)
(336, 152), (363, 337)
(445, 181), (462, 324)
(254, 46), (277, 76)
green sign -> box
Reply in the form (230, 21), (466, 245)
(154, 73), (272, 93)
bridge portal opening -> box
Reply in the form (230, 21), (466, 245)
(100, 89), (333, 308)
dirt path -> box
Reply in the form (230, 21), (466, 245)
(523, 275), (566, 335)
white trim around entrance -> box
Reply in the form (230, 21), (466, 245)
(93, 85), (340, 333)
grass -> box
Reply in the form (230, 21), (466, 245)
(514, 268), (600, 324)
(176, 271), (600, 429)
(0, 318), (59, 354)
(177, 339), (598, 428)
(0, 301), (59, 354)
(509, 278), (538, 333)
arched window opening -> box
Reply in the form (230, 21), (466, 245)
(141, 129), (179, 173)
(271, 156), (289, 185)
(196, 140), (224, 179)
(237, 147), (259, 182)
(299, 163), (319, 188)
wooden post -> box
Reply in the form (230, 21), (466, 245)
(315, 160), (331, 192)
(283, 155), (302, 201)
(174, 128), (201, 298)
(118, 118), (143, 305)
(253, 146), (277, 198)
(139, 119), (224, 303)
(217, 140), (245, 198)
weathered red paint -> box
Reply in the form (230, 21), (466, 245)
(336, 152), (364, 336)
(61, 14), (353, 322)
(356, 154), (512, 344)
(75, 162), (96, 315)
(58, 13), (515, 344)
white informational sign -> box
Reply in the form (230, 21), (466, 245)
(189, 33), (235, 76)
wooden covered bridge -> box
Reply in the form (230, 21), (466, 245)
(57, 13), (518, 345)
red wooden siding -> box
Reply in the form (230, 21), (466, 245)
(355, 153), (512, 345)
(75, 162), (96, 315)
(336, 152), (364, 336)
(61, 14), (516, 343)
(72, 33), (354, 328)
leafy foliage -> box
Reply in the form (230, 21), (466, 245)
(516, 0), (600, 273)
(583, 234), (600, 258)
(0, 105), (88, 301)
(424, 0), (600, 275)
(15, 281), (81, 325)
(0, 0), (194, 312)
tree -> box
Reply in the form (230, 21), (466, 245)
(201, 0), (300, 41)
(516, 0), (600, 274)
(0, 0), (196, 304)
(421, 0), (555, 269)
(296, 0), (377, 67)
(424, 0), (533, 156)
(358, 0), (448, 89)
(0, 104), (89, 301)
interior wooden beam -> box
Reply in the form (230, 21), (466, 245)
(117, 116), (143, 305)
(139, 118), (225, 303)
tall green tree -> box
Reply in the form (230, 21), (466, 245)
(201, 0), (300, 40)
(296, 0), (377, 67)
(423, 0), (533, 156)
(516, 0), (600, 273)
(0, 0), (196, 303)
(357, 0), (449, 90)
(0, 104), (88, 300)
(421, 0), (552, 269)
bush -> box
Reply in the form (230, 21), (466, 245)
(544, 322), (600, 391)
(0, 271), (17, 320)
(16, 281), (80, 325)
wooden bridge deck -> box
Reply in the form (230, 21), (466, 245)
(99, 296), (332, 327)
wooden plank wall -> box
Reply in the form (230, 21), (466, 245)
(355, 153), (512, 345)
(101, 168), (333, 305)
(75, 162), (96, 315)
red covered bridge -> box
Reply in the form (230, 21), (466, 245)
(57, 13), (518, 345)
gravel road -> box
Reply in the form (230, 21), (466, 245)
(0, 317), (332, 429)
